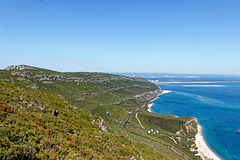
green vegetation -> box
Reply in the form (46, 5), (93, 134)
(0, 81), (165, 159)
(0, 65), (201, 159)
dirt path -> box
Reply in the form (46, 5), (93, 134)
(135, 113), (144, 128)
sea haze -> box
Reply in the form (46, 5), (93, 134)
(113, 73), (240, 82)
(116, 73), (240, 160)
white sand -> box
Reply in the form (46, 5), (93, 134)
(148, 90), (222, 160)
(147, 103), (153, 112)
(195, 122), (221, 160)
(162, 90), (172, 94)
(147, 90), (172, 113)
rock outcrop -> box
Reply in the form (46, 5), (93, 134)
(5, 65), (34, 70)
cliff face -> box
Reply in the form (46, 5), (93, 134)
(0, 65), (199, 160)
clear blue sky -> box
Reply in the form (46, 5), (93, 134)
(0, 0), (240, 74)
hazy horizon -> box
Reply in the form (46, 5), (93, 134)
(2, 64), (240, 77)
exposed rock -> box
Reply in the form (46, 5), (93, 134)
(91, 120), (95, 124)
(33, 75), (42, 78)
(17, 77), (26, 81)
(42, 81), (54, 84)
(98, 119), (107, 132)
(176, 118), (197, 136)
(31, 72), (152, 84)
(39, 77), (51, 81)
(1, 79), (11, 82)
(30, 83), (39, 90)
(11, 71), (31, 78)
(130, 156), (136, 160)
(38, 106), (45, 110)
(176, 137), (182, 142)
(58, 95), (64, 99)
(5, 65), (34, 70)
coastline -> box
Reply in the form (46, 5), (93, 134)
(151, 80), (240, 84)
(195, 120), (222, 160)
(147, 90), (171, 113)
(148, 91), (221, 160)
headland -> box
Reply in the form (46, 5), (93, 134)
(148, 90), (222, 160)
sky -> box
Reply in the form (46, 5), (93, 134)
(0, 0), (240, 75)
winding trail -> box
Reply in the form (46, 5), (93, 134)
(135, 113), (144, 128)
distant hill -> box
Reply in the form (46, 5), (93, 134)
(0, 65), (200, 159)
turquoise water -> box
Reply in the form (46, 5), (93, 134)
(151, 82), (240, 160)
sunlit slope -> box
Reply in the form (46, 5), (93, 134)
(0, 65), (200, 159)
(0, 81), (167, 159)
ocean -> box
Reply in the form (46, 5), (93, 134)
(113, 73), (240, 159)
(151, 82), (240, 160)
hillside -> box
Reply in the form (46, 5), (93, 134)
(0, 81), (166, 159)
(0, 65), (200, 159)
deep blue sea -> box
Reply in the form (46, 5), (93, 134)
(114, 73), (240, 159)
(151, 82), (240, 160)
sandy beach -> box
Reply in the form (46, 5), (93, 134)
(148, 91), (221, 160)
(147, 103), (154, 113)
(147, 90), (172, 113)
(195, 120), (222, 160)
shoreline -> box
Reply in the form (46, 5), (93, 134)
(195, 119), (222, 160)
(148, 92), (221, 160)
(147, 90), (171, 113)
(151, 80), (240, 84)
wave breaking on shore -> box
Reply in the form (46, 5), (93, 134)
(147, 90), (172, 113)
(195, 119), (222, 160)
(147, 90), (221, 160)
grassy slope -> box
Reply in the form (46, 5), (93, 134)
(0, 81), (165, 159)
(0, 65), (200, 159)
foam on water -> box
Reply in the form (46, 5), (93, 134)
(182, 85), (225, 87)
(151, 82), (240, 160)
